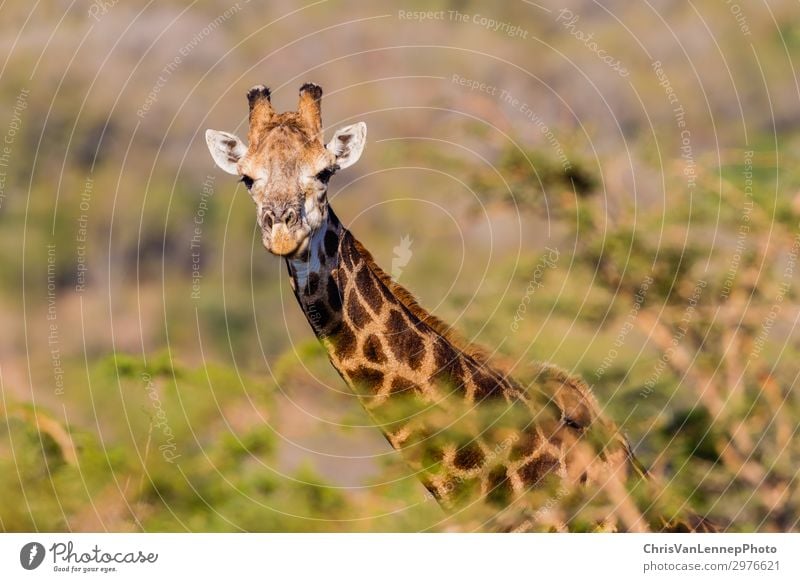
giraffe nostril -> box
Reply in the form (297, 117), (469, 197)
(262, 209), (274, 228)
(285, 208), (297, 227)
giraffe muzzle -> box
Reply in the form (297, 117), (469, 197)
(261, 206), (308, 257)
(266, 223), (302, 256)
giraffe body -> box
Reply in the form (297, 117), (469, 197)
(205, 83), (716, 532)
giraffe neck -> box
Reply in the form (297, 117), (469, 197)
(280, 211), (676, 532)
(285, 209), (345, 336)
(285, 209), (517, 407)
(283, 207), (575, 512)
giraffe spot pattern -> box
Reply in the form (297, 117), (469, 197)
(326, 276), (343, 311)
(347, 366), (385, 394)
(324, 229), (339, 257)
(355, 266), (383, 312)
(389, 376), (419, 396)
(340, 232), (359, 270)
(453, 442), (485, 470)
(346, 290), (370, 330)
(518, 453), (560, 488)
(432, 338), (465, 391)
(486, 465), (514, 506)
(333, 323), (357, 360)
(363, 334), (387, 364)
(385, 309), (426, 370)
(471, 368), (507, 401)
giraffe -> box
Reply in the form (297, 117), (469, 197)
(205, 83), (715, 532)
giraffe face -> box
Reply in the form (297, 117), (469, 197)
(205, 84), (366, 258)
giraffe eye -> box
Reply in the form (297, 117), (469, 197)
(240, 175), (254, 189)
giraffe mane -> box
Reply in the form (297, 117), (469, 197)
(351, 238), (497, 367)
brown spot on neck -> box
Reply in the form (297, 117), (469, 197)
(355, 265), (383, 313)
(385, 309), (426, 370)
(346, 290), (370, 330)
(454, 443), (485, 470)
(346, 366), (385, 395)
(363, 334), (387, 364)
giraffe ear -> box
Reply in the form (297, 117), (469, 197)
(205, 129), (246, 175)
(326, 122), (366, 170)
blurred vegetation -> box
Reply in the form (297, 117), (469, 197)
(1, 0), (799, 531)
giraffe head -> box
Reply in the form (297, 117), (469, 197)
(205, 83), (366, 257)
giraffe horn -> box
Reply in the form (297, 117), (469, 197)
(297, 83), (323, 141)
(247, 84), (273, 148)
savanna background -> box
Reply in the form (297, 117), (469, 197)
(1, 0), (799, 532)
